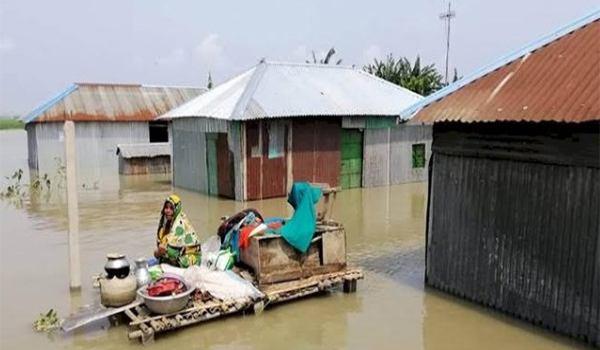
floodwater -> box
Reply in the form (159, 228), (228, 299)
(0, 129), (586, 350)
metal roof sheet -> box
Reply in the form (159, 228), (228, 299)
(160, 61), (423, 121)
(115, 142), (171, 158)
(403, 10), (600, 124)
(24, 83), (206, 124)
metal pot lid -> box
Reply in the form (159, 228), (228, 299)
(106, 253), (125, 259)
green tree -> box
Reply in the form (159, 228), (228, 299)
(307, 47), (343, 65)
(363, 54), (445, 96)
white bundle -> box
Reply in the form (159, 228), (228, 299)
(183, 265), (263, 301)
(200, 235), (222, 270)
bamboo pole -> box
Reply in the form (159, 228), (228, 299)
(64, 121), (81, 290)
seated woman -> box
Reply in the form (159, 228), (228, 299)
(153, 194), (201, 268)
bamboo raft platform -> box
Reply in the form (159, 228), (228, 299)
(63, 184), (361, 344)
(125, 268), (363, 344)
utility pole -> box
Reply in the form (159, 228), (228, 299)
(439, 2), (456, 84)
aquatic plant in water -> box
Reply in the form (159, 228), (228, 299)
(32, 308), (60, 333)
(1, 158), (67, 205)
(0, 169), (53, 204)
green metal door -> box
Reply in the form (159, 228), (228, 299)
(206, 133), (218, 196)
(340, 129), (363, 189)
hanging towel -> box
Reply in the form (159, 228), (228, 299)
(279, 182), (322, 253)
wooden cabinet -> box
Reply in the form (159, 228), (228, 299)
(240, 224), (347, 285)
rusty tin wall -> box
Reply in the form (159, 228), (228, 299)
(243, 118), (341, 200)
(292, 118), (341, 188)
(244, 120), (288, 200)
(217, 133), (235, 199)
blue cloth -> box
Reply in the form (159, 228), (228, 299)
(264, 217), (285, 225)
(279, 182), (322, 253)
(148, 257), (160, 267)
(222, 212), (256, 250)
(231, 231), (241, 262)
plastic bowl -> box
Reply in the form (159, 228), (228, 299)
(137, 281), (195, 315)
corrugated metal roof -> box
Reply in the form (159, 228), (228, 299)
(116, 142), (171, 158)
(403, 10), (600, 123)
(24, 83), (206, 124)
(160, 61), (423, 121)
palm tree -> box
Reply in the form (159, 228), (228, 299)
(307, 47), (343, 65)
(363, 54), (445, 96)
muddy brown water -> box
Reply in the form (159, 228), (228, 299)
(0, 130), (585, 349)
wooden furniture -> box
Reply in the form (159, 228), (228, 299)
(240, 183), (346, 285)
(239, 223), (347, 285)
(311, 183), (341, 222)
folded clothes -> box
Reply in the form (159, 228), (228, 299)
(146, 277), (187, 297)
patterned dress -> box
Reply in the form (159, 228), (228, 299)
(156, 194), (201, 268)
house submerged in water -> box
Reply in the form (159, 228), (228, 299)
(403, 11), (600, 346)
(161, 61), (432, 201)
(23, 83), (205, 190)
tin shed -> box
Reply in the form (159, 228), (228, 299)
(161, 61), (428, 201)
(116, 143), (171, 175)
(405, 12), (600, 346)
(23, 83), (204, 190)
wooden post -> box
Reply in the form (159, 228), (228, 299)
(286, 121), (293, 193)
(241, 122), (248, 201)
(343, 279), (357, 293)
(64, 121), (81, 290)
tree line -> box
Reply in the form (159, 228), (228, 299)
(307, 47), (459, 96)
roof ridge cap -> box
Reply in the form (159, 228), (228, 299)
(262, 60), (356, 70)
(230, 63), (269, 120)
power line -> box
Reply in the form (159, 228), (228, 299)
(439, 2), (456, 84)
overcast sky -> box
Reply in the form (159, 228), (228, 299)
(0, 0), (598, 116)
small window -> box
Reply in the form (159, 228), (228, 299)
(268, 123), (285, 159)
(149, 121), (169, 143)
(412, 143), (425, 168)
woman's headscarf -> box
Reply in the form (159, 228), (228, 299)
(156, 194), (199, 248)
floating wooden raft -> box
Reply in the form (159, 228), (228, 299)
(125, 268), (363, 344)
